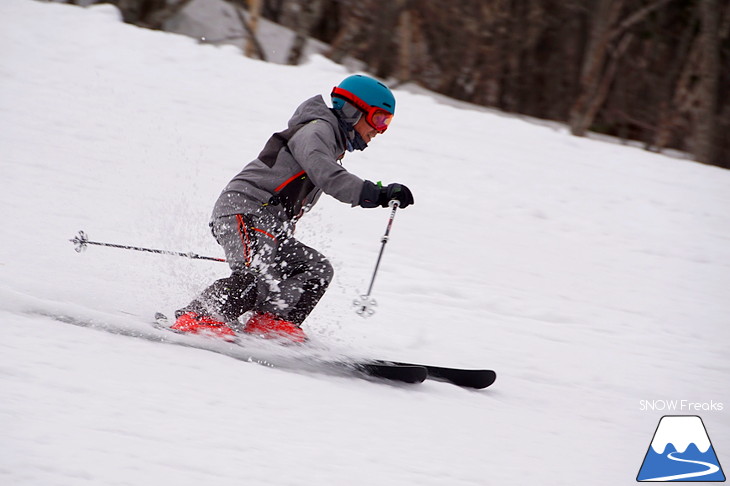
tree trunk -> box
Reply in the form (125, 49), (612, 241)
(569, 0), (624, 136)
(653, 7), (699, 152)
(397, 2), (412, 82)
(580, 33), (634, 133)
(286, 0), (324, 65)
(245, 0), (263, 59)
(693, 0), (720, 164)
(327, 2), (372, 64)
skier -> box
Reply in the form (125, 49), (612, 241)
(171, 74), (414, 343)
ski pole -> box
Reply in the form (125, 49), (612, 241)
(69, 230), (226, 262)
(354, 200), (400, 317)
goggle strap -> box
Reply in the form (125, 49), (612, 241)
(331, 87), (371, 114)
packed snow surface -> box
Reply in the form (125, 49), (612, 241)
(1, 1), (729, 485)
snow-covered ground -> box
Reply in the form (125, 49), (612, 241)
(1, 1), (729, 485)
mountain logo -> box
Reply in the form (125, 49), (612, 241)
(637, 415), (726, 482)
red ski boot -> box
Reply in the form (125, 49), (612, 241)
(171, 311), (236, 342)
(242, 313), (308, 344)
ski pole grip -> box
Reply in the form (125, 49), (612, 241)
(388, 199), (400, 209)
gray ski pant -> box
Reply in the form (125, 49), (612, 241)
(183, 213), (333, 325)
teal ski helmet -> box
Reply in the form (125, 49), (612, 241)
(331, 74), (395, 133)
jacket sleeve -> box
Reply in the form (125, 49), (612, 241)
(287, 120), (365, 206)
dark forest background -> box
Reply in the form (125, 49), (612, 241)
(67, 0), (729, 168)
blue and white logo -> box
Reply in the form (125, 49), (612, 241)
(637, 415), (725, 482)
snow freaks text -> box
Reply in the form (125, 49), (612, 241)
(639, 400), (724, 412)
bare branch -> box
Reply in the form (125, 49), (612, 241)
(231, 2), (267, 61)
(608, 0), (674, 42)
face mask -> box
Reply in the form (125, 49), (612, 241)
(349, 130), (368, 152)
(334, 108), (368, 152)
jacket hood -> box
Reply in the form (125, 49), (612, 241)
(288, 95), (346, 147)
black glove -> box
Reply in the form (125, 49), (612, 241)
(382, 183), (414, 208)
(359, 181), (414, 209)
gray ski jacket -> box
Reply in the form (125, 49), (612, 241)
(211, 95), (365, 225)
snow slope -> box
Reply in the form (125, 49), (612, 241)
(1, 1), (729, 485)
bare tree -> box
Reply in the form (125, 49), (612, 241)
(652, 6), (700, 152)
(223, 0), (267, 61)
(244, 0), (263, 59)
(396, 0), (413, 82)
(569, 0), (674, 136)
(693, 0), (720, 164)
(327, 0), (374, 64)
(284, 0), (325, 65)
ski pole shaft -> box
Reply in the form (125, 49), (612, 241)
(69, 230), (226, 262)
(355, 200), (399, 316)
(365, 200), (399, 296)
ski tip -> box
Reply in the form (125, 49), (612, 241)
(432, 368), (497, 389)
(470, 370), (497, 389)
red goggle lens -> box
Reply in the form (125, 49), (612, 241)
(368, 110), (393, 133)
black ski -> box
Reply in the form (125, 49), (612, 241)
(376, 360), (497, 389)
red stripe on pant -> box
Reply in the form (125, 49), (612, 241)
(235, 214), (252, 266)
(235, 215), (278, 267)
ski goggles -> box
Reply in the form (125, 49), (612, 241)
(331, 86), (394, 133)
